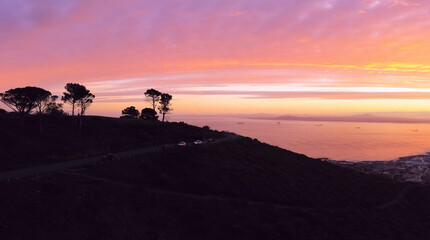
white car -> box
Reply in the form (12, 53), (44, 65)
(193, 140), (203, 145)
(177, 141), (187, 147)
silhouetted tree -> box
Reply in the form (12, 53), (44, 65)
(0, 108), (7, 114)
(140, 108), (158, 121)
(45, 100), (65, 117)
(78, 91), (95, 116)
(34, 91), (54, 134)
(62, 83), (95, 133)
(78, 89), (95, 134)
(36, 94), (58, 115)
(62, 83), (94, 116)
(144, 89), (162, 111)
(62, 83), (78, 116)
(158, 93), (172, 123)
(0, 86), (51, 124)
(121, 106), (140, 119)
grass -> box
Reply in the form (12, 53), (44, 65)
(0, 135), (429, 239)
(0, 114), (223, 171)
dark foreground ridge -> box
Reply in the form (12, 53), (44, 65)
(1, 115), (430, 239)
(0, 114), (223, 171)
(0, 133), (236, 181)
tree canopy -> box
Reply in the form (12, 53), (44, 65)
(121, 106), (140, 119)
(141, 108), (158, 121)
(36, 95), (60, 115)
(158, 93), (172, 123)
(144, 89), (162, 111)
(62, 83), (95, 116)
(78, 92), (95, 116)
(0, 86), (51, 118)
(45, 98), (66, 117)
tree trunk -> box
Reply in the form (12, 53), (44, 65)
(72, 103), (75, 116)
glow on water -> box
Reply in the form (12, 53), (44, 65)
(173, 116), (430, 161)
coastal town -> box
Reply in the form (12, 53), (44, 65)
(328, 154), (430, 184)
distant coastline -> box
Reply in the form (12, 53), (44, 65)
(249, 114), (430, 124)
(173, 114), (430, 162)
(330, 152), (430, 184)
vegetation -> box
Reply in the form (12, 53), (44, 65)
(35, 95), (61, 114)
(0, 83), (93, 122)
(120, 88), (173, 123)
(63, 83), (95, 131)
(0, 114), (223, 171)
(44, 97), (65, 117)
(62, 83), (95, 116)
(2, 85), (429, 239)
(0, 137), (429, 239)
(158, 93), (172, 122)
(121, 106), (140, 119)
(144, 88), (162, 111)
(141, 107), (158, 121)
(0, 86), (52, 123)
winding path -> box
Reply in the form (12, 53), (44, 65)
(2, 132), (414, 214)
(0, 133), (237, 181)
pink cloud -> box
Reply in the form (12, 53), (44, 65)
(1, 0), (430, 115)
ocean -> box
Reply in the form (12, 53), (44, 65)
(171, 115), (430, 161)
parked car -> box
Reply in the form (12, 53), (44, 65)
(193, 140), (203, 145)
(177, 141), (187, 147)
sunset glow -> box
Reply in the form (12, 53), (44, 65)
(1, 0), (430, 116)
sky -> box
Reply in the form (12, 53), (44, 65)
(1, 0), (430, 117)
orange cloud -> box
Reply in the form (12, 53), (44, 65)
(299, 37), (311, 42)
(1, 0), (430, 116)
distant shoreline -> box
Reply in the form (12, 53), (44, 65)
(249, 115), (430, 124)
(173, 113), (430, 124)
(329, 153), (430, 184)
(172, 114), (430, 162)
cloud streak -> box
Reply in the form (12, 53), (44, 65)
(0, 0), (429, 115)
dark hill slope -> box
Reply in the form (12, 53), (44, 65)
(0, 137), (429, 240)
(0, 114), (222, 171)
(108, 137), (400, 209)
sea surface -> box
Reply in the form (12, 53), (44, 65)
(171, 115), (430, 161)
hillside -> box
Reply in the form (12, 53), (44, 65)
(0, 113), (223, 171)
(0, 128), (429, 239)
